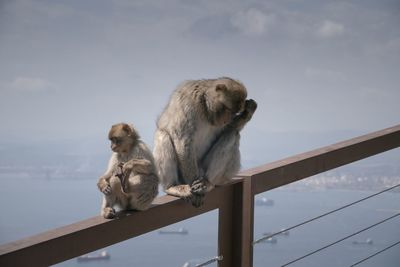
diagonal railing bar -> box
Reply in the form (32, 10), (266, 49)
(195, 255), (224, 267)
(350, 240), (400, 266)
(253, 183), (400, 245)
(281, 213), (400, 266)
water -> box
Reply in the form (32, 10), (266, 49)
(253, 190), (400, 267)
(1, 177), (399, 267)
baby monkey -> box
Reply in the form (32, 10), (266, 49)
(97, 123), (158, 219)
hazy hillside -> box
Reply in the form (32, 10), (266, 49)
(0, 131), (398, 184)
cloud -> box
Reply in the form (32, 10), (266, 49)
(316, 20), (344, 38)
(2, 77), (55, 93)
(189, 14), (235, 39)
(231, 8), (275, 36)
(305, 67), (346, 81)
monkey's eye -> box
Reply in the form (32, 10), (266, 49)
(224, 105), (233, 112)
(110, 137), (122, 145)
(115, 138), (122, 144)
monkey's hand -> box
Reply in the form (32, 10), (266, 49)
(114, 162), (125, 179)
(190, 178), (213, 195)
(238, 99), (257, 123)
(230, 99), (258, 130)
(120, 162), (133, 180)
(97, 180), (112, 195)
(245, 99), (257, 116)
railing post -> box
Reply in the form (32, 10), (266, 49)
(218, 176), (254, 267)
(240, 176), (255, 267)
(218, 185), (235, 267)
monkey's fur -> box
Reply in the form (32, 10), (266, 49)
(97, 123), (158, 219)
(153, 77), (257, 207)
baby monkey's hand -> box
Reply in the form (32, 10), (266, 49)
(97, 179), (112, 195)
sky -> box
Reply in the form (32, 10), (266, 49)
(0, 0), (399, 150)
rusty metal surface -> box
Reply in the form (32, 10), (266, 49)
(0, 124), (399, 267)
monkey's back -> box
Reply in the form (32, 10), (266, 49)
(156, 80), (222, 160)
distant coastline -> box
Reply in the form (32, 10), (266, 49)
(280, 174), (400, 193)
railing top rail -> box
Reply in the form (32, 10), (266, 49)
(0, 186), (234, 266)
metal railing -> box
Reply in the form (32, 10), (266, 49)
(0, 124), (399, 267)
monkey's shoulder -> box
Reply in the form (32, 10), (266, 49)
(131, 140), (155, 160)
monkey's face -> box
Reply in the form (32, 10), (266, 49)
(214, 85), (247, 126)
(110, 134), (135, 154)
(108, 123), (137, 154)
(223, 96), (246, 115)
(110, 136), (123, 152)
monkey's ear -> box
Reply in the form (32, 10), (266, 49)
(215, 84), (228, 92)
(122, 124), (133, 135)
(125, 123), (140, 139)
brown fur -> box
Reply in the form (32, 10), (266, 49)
(98, 123), (158, 218)
(154, 77), (257, 207)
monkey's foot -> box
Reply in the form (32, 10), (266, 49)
(102, 207), (116, 219)
(191, 178), (212, 195)
(165, 185), (192, 198)
(189, 193), (205, 208)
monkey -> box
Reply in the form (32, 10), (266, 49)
(153, 77), (257, 207)
(97, 123), (159, 219)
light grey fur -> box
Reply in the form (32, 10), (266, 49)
(153, 77), (257, 207)
(98, 138), (158, 218)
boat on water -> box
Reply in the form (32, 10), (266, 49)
(260, 236), (278, 244)
(159, 227), (188, 235)
(263, 228), (289, 237)
(255, 197), (274, 206)
(182, 256), (223, 267)
(352, 238), (373, 245)
(77, 250), (110, 262)
(280, 228), (290, 236)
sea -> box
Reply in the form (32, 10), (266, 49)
(0, 177), (399, 267)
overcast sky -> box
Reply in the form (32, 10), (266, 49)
(0, 0), (399, 148)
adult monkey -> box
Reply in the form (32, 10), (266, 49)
(154, 77), (257, 207)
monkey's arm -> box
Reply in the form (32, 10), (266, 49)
(97, 153), (118, 195)
(123, 158), (154, 176)
(97, 173), (112, 195)
(191, 100), (257, 195)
